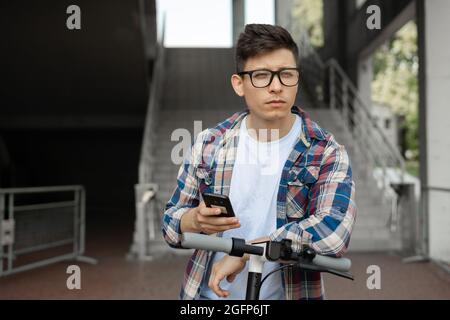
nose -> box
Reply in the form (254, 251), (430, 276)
(268, 74), (282, 93)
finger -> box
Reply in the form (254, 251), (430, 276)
(208, 268), (226, 297)
(201, 216), (239, 226)
(202, 227), (217, 235)
(199, 207), (222, 216)
(249, 236), (270, 244)
(209, 272), (228, 298)
(226, 273), (237, 282)
(201, 221), (240, 231)
(202, 226), (239, 235)
(202, 227), (226, 235)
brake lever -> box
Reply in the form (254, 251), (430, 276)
(295, 260), (354, 281)
(323, 269), (354, 281)
(266, 241), (354, 281)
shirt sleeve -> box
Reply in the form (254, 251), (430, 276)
(269, 141), (357, 257)
(161, 131), (206, 248)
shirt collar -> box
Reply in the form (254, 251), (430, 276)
(221, 105), (326, 147)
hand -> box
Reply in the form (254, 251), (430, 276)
(186, 202), (241, 234)
(208, 255), (247, 298)
(248, 236), (270, 244)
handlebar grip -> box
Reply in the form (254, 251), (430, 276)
(181, 233), (233, 254)
(312, 255), (352, 272)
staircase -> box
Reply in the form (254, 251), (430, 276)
(154, 48), (243, 205)
(292, 23), (405, 251)
(307, 109), (401, 251)
(150, 45), (402, 252)
(132, 39), (405, 257)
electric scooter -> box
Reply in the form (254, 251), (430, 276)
(181, 232), (354, 300)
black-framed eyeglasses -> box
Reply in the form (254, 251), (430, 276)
(237, 67), (300, 88)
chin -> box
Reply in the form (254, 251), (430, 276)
(260, 105), (291, 119)
(247, 102), (292, 121)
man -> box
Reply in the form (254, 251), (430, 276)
(162, 24), (356, 300)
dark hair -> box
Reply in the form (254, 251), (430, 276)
(235, 24), (299, 73)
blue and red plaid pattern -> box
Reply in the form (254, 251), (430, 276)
(162, 106), (357, 300)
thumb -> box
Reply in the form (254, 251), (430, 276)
(226, 273), (237, 282)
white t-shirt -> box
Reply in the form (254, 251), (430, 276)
(200, 114), (302, 300)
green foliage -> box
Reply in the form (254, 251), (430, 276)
(372, 21), (419, 159)
(290, 2), (418, 160)
(406, 160), (419, 178)
(291, 0), (324, 48)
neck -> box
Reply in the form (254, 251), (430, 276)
(246, 113), (296, 142)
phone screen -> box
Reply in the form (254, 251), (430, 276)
(202, 192), (235, 217)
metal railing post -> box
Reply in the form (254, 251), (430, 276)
(73, 188), (79, 257)
(329, 65), (336, 110)
(0, 185), (96, 277)
(342, 79), (349, 127)
(79, 187), (86, 255)
(0, 194), (4, 276)
(7, 194), (13, 272)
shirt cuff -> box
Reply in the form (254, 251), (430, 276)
(269, 222), (313, 253)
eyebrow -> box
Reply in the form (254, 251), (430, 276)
(247, 66), (297, 70)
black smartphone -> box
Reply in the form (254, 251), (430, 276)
(202, 192), (236, 218)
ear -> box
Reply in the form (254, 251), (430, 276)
(231, 74), (245, 97)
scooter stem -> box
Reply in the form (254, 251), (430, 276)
(246, 243), (266, 300)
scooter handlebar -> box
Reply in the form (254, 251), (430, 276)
(181, 232), (233, 254)
(180, 233), (352, 272)
(312, 254), (352, 272)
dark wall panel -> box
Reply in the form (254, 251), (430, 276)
(1, 0), (150, 116)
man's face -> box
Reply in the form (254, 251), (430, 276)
(231, 48), (298, 122)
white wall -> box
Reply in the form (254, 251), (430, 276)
(358, 56), (373, 110)
(372, 103), (398, 149)
(425, 0), (450, 263)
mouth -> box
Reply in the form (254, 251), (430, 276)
(266, 100), (286, 107)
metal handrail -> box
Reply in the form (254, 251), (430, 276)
(293, 21), (406, 232)
(423, 186), (450, 193)
(327, 59), (406, 173)
(13, 201), (77, 212)
(0, 185), (96, 277)
(138, 13), (166, 184)
(0, 185), (83, 194)
(129, 12), (167, 261)
(294, 24), (405, 179)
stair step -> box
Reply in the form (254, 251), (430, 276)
(147, 51), (404, 254)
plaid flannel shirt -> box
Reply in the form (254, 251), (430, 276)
(162, 106), (357, 300)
